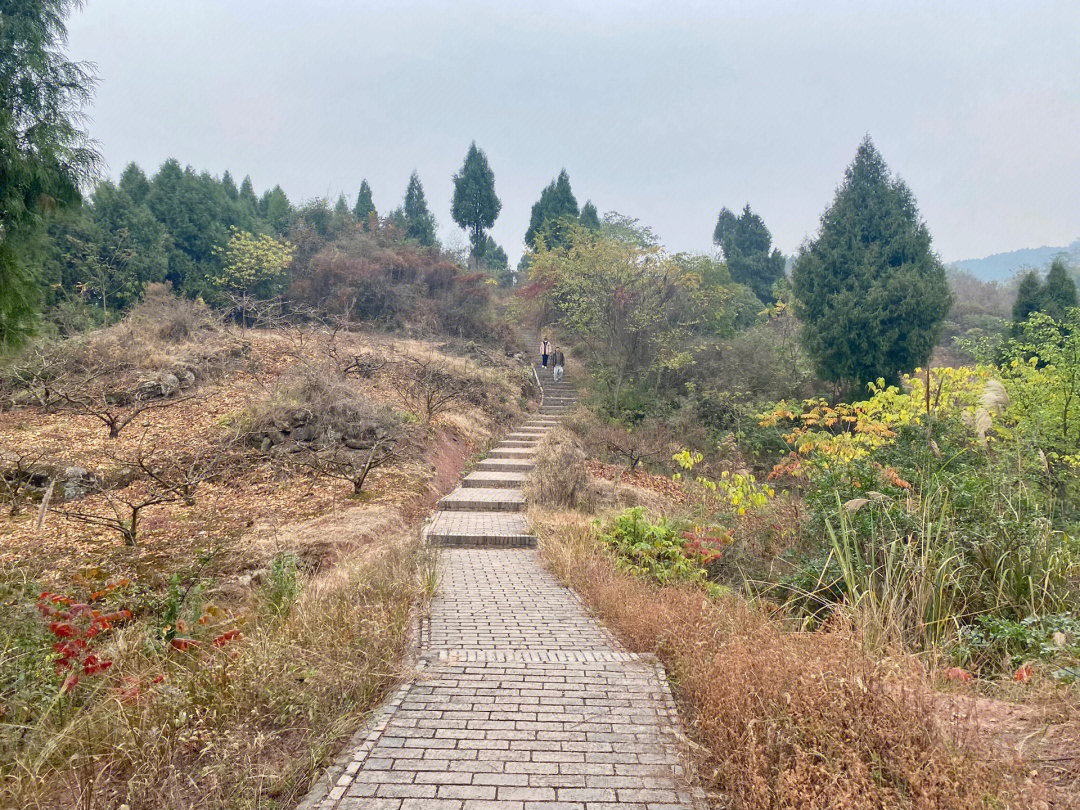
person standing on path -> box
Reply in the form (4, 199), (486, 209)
(540, 337), (550, 369)
(553, 346), (565, 381)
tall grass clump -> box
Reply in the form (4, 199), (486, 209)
(1, 538), (421, 810)
(534, 511), (1041, 809)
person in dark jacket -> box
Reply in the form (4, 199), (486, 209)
(552, 347), (565, 381)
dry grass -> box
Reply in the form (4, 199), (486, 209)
(2, 535), (426, 810)
(0, 298), (531, 809)
(534, 509), (1054, 810)
(527, 427), (591, 509)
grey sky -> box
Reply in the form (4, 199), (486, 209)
(67, 1), (1080, 265)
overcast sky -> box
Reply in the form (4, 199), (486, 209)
(66, 0), (1080, 264)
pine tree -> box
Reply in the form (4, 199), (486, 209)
(1, 0), (100, 346)
(451, 142), (501, 264)
(1013, 271), (1044, 325)
(221, 170), (239, 200)
(1041, 258), (1078, 320)
(525, 169), (579, 248)
(263, 186), (292, 236)
(579, 201), (601, 231)
(402, 172), (436, 246)
(119, 163), (150, 204)
(354, 179), (376, 229)
(791, 137), (950, 389)
(713, 204), (786, 303)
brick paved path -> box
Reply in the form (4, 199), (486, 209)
(301, 378), (705, 810)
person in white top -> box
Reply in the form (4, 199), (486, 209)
(540, 337), (550, 369)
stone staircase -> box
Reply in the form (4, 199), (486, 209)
(424, 376), (576, 548)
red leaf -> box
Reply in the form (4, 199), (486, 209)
(212, 629), (241, 647)
(944, 666), (973, 682)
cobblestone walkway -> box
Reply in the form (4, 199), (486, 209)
(302, 378), (705, 810)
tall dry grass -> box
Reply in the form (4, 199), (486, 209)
(535, 510), (1046, 810)
(2, 537), (425, 810)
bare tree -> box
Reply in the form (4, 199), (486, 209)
(0, 448), (53, 516)
(597, 419), (673, 473)
(55, 368), (196, 438)
(391, 352), (464, 424)
(63, 439), (219, 545)
(299, 433), (399, 496)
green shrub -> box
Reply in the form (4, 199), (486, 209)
(953, 613), (1080, 679)
(599, 507), (706, 586)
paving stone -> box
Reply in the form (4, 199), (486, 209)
(439, 487), (526, 512)
(462, 471), (529, 489)
(306, 382), (703, 810)
(426, 512), (535, 547)
(475, 458), (535, 473)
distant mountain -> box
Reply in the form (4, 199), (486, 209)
(950, 238), (1080, 282)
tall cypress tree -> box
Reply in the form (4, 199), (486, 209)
(525, 169), (579, 248)
(354, 179), (376, 229)
(119, 162), (150, 204)
(713, 204), (786, 303)
(402, 172), (436, 246)
(792, 137), (950, 388)
(579, 201), (601, 231)
(1013, 271), (1044, 325)
(451, 142), (500, 264)
(1042, 258), (1078, 320)
(1, 0), (100, 346)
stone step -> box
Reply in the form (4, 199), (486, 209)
(425, 510), (535, 547)
(507, 432), (547, 441)
(461, 470), (528, 488)
(438, 486), (525, 512)
(499, 439), (539, 448)
(487, 447), (535, 459)
(475, 458), (534, 473)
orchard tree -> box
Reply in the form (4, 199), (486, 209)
(713, 204), (785, 303)
(401, 171), (436, 246)
(525, 170), (579, 249)
(451, 142), (501, 266)
(354, 179), (376, 229)
(1, 0), (100, 346)
(792, 137), (950, 389)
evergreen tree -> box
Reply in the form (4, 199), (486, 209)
(119, 162), (150, 204)
(451, 142), (501, 264)
(86, 181), (168, 308)
(475, 234), (511, 285)
(791, 137), (950, 388)
(239, 175), (258, 210)
(402, 172), (436, 246)
(525, 169), (579, 249)
(221, 170), (239, 201)
(713, 204), (785, 303)
(579, 201), (601, 231)
(1013, 271), (1044, 325)
(354, 179), (376, 228)
(263, 185), (292, 236)
(0, 0), (100, 346)
(1042, 258), (1078, 320)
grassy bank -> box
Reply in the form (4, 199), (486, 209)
(534, 509), (1050, 809)
(1, 537), (430, 810)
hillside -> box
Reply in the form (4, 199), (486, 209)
(951, 237), (1080, 281)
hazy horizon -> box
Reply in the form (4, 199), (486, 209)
(66, 0), (1080, 265)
